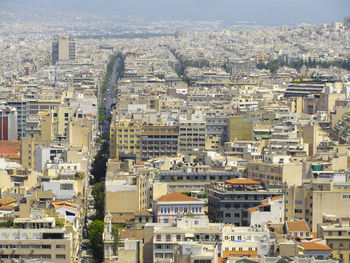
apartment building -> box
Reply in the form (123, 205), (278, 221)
(247, 157), (303, 186)
(105, 175), (148, 218)
(153, 192), (205, 223)
(141, 125), (179, 161)
(208, 178), (282, 226)
(286, 181), (350, 231)
(0, 218), (72, 263)
(144, 218), (223, 263)
(110, 120), (142, 159)
(178, 113), (206, 154)
(318, 216), (350, 263)
(0, 105), (18, 141)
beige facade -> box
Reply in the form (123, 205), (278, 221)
(110, 120), (142, 159)
(105, 175), (148, 218)
(248, 160), (303, 186)
(286, 181), (350, 231)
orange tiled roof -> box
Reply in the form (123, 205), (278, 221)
(261, 195), (283, 204)
(226, 178), (261, 185)
(0, 205), (14, 211)
(222, 250), (258, 258)
(52, 201), (78, 210)
(248, 204), (270, 213)
(157, 192), (200, 202)
(287, 220), (310, 232)
(302, 241), (332, 251)
(0, 196), (16, 205)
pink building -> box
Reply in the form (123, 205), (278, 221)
(153, 192), (205, 223)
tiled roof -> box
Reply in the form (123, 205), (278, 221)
(119, 229), (144, 240)
(287, 220), (310, 232)
(302, 240), (332, 251)
(222, 250), (258, 258)
(261, 195), (283, 204)
(0, 196), (16, 205)
(157, 192), (200, 202)
(225, 178), (261, 185)
(0, 205), (14, 211)
(248, 204), (270, 213)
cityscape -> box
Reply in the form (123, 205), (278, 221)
(0, 1), (350, 263)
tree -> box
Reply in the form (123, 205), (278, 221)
(90, 151), (107, 183)
(112, 225), (119, 254)
(92, 182), (105, 220)
(88, 220), (105, 262)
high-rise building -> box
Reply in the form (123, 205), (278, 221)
(344, 16), (350, 27)
(52, 36), (76, 65)
(0, 105), (18, 141)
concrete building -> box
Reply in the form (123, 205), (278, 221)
(141, 125), (179, 161)
(153, 192), (205, 223)
(248, 196), (284, 226)
(143, 217), (223, 263)
(6, 100), (27, 138)
(105, 175), (148, 219)
(110, 120), (142, 159)
(0, 218), (72, 262)
(0, 105), (18, 141)
(285, 181), (350, 231)
(178, 113), (206, 154)
(208, 178), (282, 226)
(318, 215), (350, 263)
(52, 36), (76, 65)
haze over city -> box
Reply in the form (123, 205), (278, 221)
(0, 1), (350, 263)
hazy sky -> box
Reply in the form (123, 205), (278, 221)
(2, 0), (350, 25)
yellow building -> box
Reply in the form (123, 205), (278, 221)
(228, 116), (254, 141)
(110, 120), (142, 159)
(286, 181), (350, 231)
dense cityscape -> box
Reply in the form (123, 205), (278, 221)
(1, 1), (350, 263)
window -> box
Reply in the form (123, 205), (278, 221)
(156, 234), (161, 242)
(294, 209), (303, 213)
(343, 195), (350, 199)
(176, 235), (181, 241)
(60, 184), (73, 190)
(42, 245), (51, 249)
(166, 234), (171, 242)
(56, 254), (66, 259)
(56, 244), (65, 249)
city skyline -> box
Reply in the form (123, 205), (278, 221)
(1, 0), (349, 26)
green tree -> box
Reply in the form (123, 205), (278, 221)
(91, 151), (107, 183)
(112, 225), (119, 254)
(92, 182), (105, 220)
(88, 220), (105, 262)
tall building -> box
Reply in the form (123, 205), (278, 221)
(6, 101), (27, 138)
(344, 16), (350, 27)
(52, 36), (76, 65)
(0, 105), (18, 141)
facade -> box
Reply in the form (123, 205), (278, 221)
(228, 116), (254, 141)
(0, 105), (18, 141)
(0, 219), (72, 263)
(6, 100), (27, 138)
(178, 113), (206, 154)
(105, 175), (148, 218)
(110, 120), (142, 159)
(52, 36), (76, 65)
(285, 181), (350, 231)
(248, 196), (284, 226)
(208, 179), (282, 226)
(318, 217), (350, 263)
(144, 218), (223, 263)
(153, 192), (205, 223)
(141, 125), (179, 161)
(247, 159), (303, 186)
